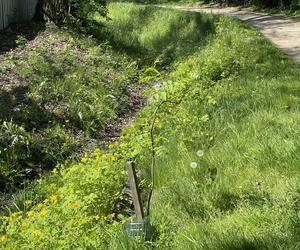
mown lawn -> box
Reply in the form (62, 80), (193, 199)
(1, 3), (300, 249)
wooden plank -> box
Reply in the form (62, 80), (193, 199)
(19, 0), (36, 22)
(26, 0), (30, 20)
(0, 0), (37, 30)
(18, 0), (24, 22)
(7, 0), (12, 24)
(2, 0), (5, 29)
(30, 0), (38, 20)
(3, 0), (11, 29)
(15, 0), (21, 23)
(9, 0), (13, 23)
(2, 0), (7, 29)
(127, 161), (144, 221)
(0, 0), (3, 30)
(21, 0), (25, 21)
(27, 0), (34, 20)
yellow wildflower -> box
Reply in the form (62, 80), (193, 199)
(52, 168), (58, 175)
(24, 200), (33, 205)
(81, 153), (89, 163)
(79, 218), (88, 225)
(49, 195), (58, 204)
(1, 216), (9, 222)
(93, 215), (100, 221)
(94, 148), (101, 153)
(207, 95), (217, 104)
(45, 183), (57, 192)
(10, 211), (22, 219)
(0, 235), (7, 243)
(21, 221), (28, 228)
(32, 230), (41, 237)
(37, 203), (43, 209)
(38, 208), (48, 217)
(27, 210), (35, 218)
(81, 157), (88, 163)
(73, 200), (81, 208)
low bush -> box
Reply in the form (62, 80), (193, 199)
(0, 149), (127, 249)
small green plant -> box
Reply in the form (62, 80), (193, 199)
(15, 35), (28, 48)
(0, 121), (33, 191)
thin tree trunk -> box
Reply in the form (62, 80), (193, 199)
(279, 0), (285, 8)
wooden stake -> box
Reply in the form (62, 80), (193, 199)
(127, 161), (144, 221)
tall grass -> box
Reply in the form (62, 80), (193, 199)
(97, 3), (217, 65)
(1, 3), (300, 249)
(105, 3), (300, 249)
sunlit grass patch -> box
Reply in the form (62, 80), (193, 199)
(1, 3), (300, 249)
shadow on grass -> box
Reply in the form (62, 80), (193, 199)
(0, 22), (46, 55)
(0, 86), (63, 131)
(93, 5), (218, 65)
(0, 87), (78, 193)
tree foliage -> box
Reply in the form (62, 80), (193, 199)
(35, 0), (107, 26)
(204, 0), (299, 10)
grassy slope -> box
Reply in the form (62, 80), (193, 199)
(1, 3), (300, 249)
(108, 5), (300, 249)
(0, 26), (137, 193)
(112, 0), (300, 20)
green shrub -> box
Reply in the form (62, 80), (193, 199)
(0, 150), (126, 249)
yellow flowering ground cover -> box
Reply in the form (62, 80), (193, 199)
(0, 149), (127, 249)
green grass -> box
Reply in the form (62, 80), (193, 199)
(110, 0), (300, 20)
(1, 3), (300, 249)
(105, 3), (300, 249)
(97, 3), (217, 65)
(0, 25), (138, 193)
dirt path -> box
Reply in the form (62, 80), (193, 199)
(172, 6), (300, 64)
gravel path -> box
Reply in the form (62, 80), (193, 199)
(174, 6), (300, 64)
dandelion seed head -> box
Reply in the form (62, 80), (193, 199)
(197, 150), (204, 157)
(191, 162), (198, 169)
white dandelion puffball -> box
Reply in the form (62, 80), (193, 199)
(191, 162), (198, 169)
(197, 150), (204, 157)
